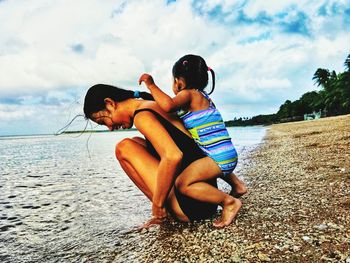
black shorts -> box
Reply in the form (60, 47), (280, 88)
(135, 108), (218, 221)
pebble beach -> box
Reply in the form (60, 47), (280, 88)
(113, 115), (350, 262)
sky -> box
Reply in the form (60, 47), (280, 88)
(0, 0), (349, 136)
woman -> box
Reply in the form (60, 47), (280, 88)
(83, 84), (241, 227)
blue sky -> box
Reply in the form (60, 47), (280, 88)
(0, 0), (349, 135)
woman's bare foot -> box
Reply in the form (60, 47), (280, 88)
(213, 197), (242, 228)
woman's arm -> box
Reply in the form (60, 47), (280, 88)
(134, 110), (183, 218)
(139, 73), (191, 112)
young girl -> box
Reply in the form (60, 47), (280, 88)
(139, 54), (247, 198)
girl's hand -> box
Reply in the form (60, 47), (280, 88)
(139, 73), (155, 87)
(152, 203), (167, 219)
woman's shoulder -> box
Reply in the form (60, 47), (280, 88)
(134, 101), (180, 124)
(135, 101), (160, 113)
(134, 101), (165, 120)
(134, 101), (189, 137)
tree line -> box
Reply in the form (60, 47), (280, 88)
(226, 54), (350, 126)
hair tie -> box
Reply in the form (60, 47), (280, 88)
(207, 66), (212, 71)
(133, 90), (140, 98)
(182, 60), (188, 66)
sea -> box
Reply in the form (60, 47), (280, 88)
(0, 126), (266, 262)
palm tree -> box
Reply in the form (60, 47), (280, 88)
(312, 68), (330, 87)
(339, 54), (350, 112)
(344, 54), (350, 71)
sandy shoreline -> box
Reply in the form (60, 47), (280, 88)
(114, 115), (350, 262)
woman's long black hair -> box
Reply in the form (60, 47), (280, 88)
(83, 84), (153, 119)
(172, 54), (215, 94)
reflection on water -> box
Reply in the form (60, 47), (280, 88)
(0, 127), (265, 262)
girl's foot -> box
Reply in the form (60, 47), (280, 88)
(213, 197), (242, 228)
(229, 175), (248, 197)
(230, 183), (247, 198)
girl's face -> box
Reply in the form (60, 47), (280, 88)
(172, 77), (179, 95)
(172, 77), (186, 95)
(90, 100), (133, 131)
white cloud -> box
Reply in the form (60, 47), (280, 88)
(243, 0), (306, 17)
(0, 0), (349, 135)
(0, 104), (35, 121)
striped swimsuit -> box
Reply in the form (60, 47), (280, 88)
(177, 91), (238, 176)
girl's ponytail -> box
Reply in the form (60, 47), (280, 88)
(207, 67), (215, 95)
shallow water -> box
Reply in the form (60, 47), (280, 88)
(0, 126), (265, 262)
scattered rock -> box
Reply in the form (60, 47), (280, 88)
(302, 236), (311, 243)
(314, 223), (327, 230)
(230, 254), (241, 262)
(258, 252), (271, 262)
(112, 115), (350, 262)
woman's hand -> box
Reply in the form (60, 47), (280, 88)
(139, 73), (155, 87)
(139, 216), (165, 230)
(152, 203), (167, 219)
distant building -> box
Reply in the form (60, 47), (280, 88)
(304, 110), (322, 120)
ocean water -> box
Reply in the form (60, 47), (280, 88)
(0, 126), (266, 262)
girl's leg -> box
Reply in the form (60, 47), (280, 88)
(115, 137), (189, 222)
(221, 173), (248, 197)
(175, 157), (242, 227)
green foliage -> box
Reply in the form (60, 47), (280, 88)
(312, 56), (350, 115)
(345, 54), (350, 71)
(226, 54), (350, 126)
(225, 114), (278, 126)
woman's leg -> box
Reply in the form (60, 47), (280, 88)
(115, 137), (189, 222)
(175, 157), (242, 227)
(117, 137), (152, 199)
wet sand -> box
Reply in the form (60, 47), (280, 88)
(113, 115), (350, 262)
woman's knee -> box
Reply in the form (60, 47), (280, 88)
(115, 138), (135, 161)
(174, 176), (189, 195)
(131, 136), (146, 146)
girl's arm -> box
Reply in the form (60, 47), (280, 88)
(134, 110), (183, 218)
(139, 73), (191, 112)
